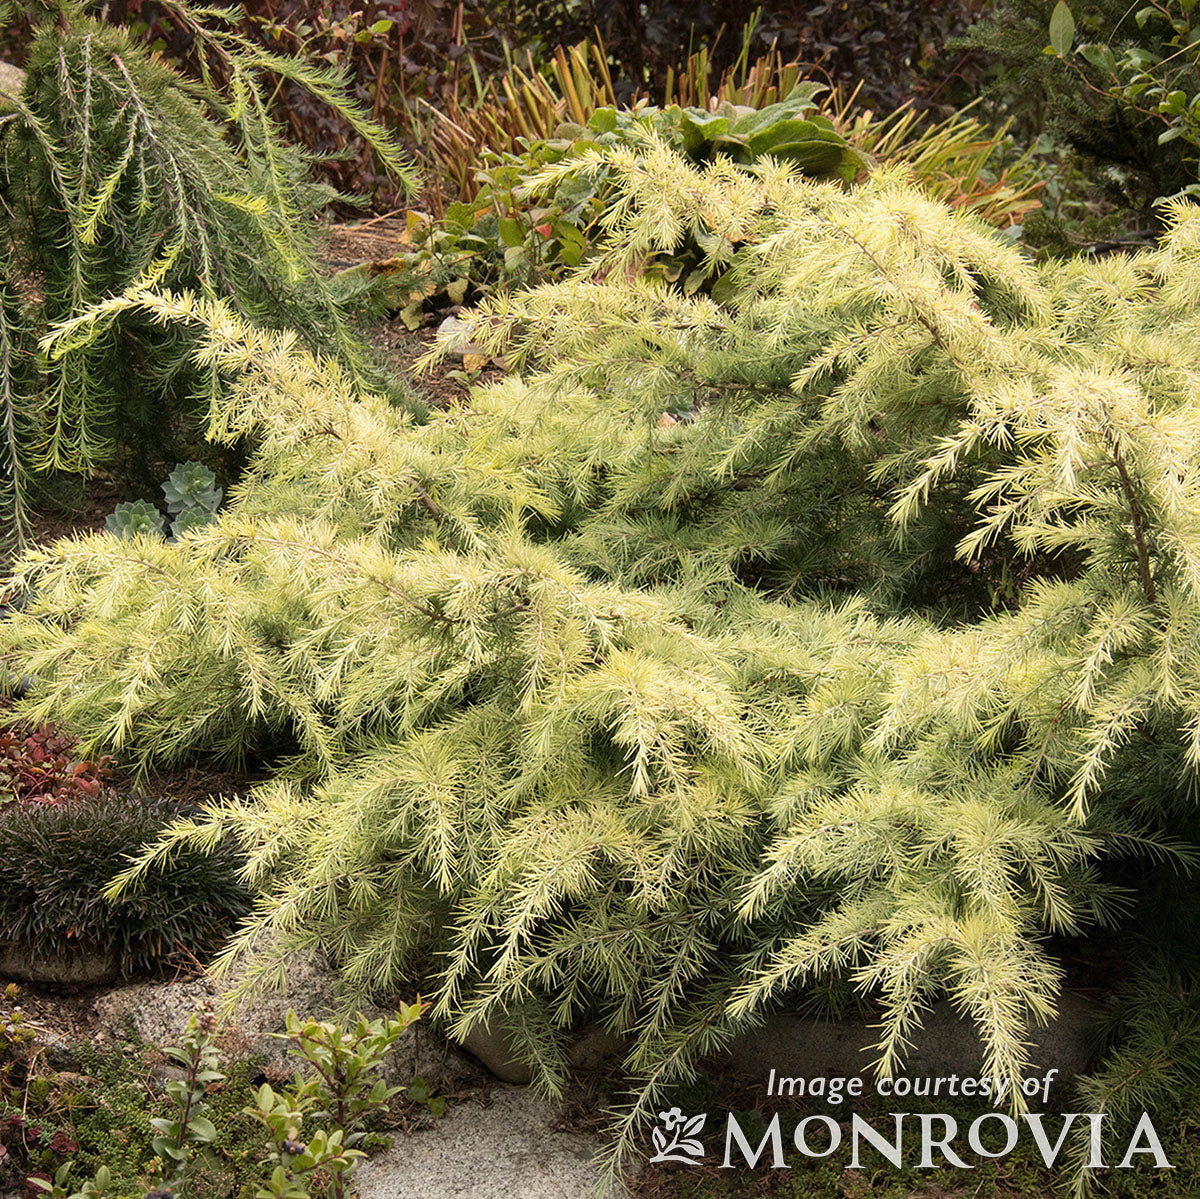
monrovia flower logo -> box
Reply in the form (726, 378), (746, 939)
(649, 1107), (707, 1164)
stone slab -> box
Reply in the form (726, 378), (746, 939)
(724, 991), (1098, 1083)
(0, 62), (23, 110)
(90, 954), (482, 1093)
(0, 941), (119, 987)
(354, 1085), (626, 1199)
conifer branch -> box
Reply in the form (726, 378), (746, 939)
(1109, 433), (1157, 605)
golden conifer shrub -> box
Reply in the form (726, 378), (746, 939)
(7, 148), (1200, 1183)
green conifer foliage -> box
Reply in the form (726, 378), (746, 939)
(5, 147), (1200, 1182)
(0, 1), (416, 544)
(963, 0), (1197, 206)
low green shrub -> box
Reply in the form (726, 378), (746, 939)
(357, 87), (1041, 328)
(0, 795), (250, 977)
(1, 995), (427, 1199)
(352, 85), (862, 326)
(1044, 0), (1200, 200)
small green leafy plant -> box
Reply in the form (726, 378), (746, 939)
(404, 1076), (447, 1119)
(26, 1003), (427, 1199)
(251, 1007), (425, 1199)
(1, 985), (86, 1193)
(655, 86), (858, 173)
(148, 1003), (224, 1192)
(964, 0), (1199, 214)
(0, 983), (36, 1100)
(28, 1165), (112, 1199)
(357, 80), (1042, 330)
(162, 463), (223, 524)
(352, 86), (861, 327)
(1046, 0), (1200, 196)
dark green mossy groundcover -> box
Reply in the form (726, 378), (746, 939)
(0, 795), (250, 979)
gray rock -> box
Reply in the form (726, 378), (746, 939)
(0, 62), (23, 109)
(568, 1024), (626, 1072)
(452, 993), (1096, 1091)
(457, 1020), (533, 1085)
(41, 1033), (82, 1073)
(90, 951), (480, 1095)
(354, 1085), (629, 1199)
(0, 941), (119, 987)
(724, 990), (1099, 1086)
(91, 951), (338, 1060)
(456, 1021), (626, 1085)
(435, 315), (485, 358)
(92, 974), (216, 1050)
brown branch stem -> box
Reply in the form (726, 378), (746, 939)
(1109, 438), (1157, 605)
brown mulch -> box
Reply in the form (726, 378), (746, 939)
(373, 324), (506, 410)
(323, 216), (507, 409)
(24, 475), (121, 549)
(8, 982), (113, 1042)
(130, 762), (269, 807)
(322, 213), (412, 272)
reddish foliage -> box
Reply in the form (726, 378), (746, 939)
(20, 1174), (50, 1199)
(0, 718), (115, 806)
(0, 1112), (81, 1195)
(48, 1130), (79, 1156)
(0, 1117), (38, 1195)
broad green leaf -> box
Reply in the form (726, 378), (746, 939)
(678, 110), (730, 155)
(1050, 1), (1075, 56)
(586, 106), (618, 134)
(497, 218), (524, 248)
(188, 1115), (218, 1142)
(785, 80), (827, 105)
(1078, 42), (1118, 74)
(744, 118), (843, 158)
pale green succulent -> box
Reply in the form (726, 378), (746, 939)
(169, 506), (217, 542)
(162, 461), (222, 515)
(104, 499), (165, 539)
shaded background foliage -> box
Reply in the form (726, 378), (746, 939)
(962, 0), (1199, 218)
(1, 0), (995, 206)
(485, 0), (991, 108)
